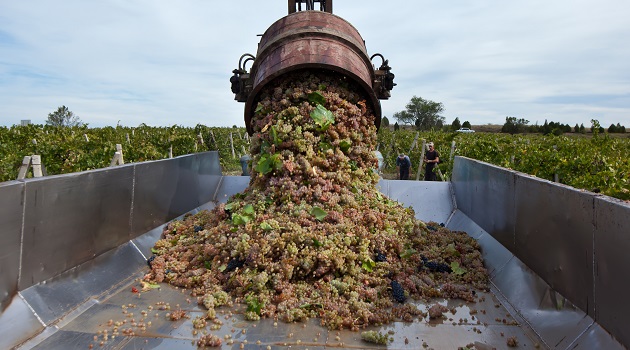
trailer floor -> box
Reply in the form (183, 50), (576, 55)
(25, 266), (544, 350)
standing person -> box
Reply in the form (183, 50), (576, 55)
(396, 153), (412, 180)
(423, 142), (440, 181)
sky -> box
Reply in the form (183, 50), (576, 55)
(1, 0), (629, 129)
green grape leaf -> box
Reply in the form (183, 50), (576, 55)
(246, 294), (263, 315)
(232, 214), (250, 225)
(310, 104), (334, 131)
(259, 140), (270, 154)
(400, 247), (417, 259)
(243, 204), (255, 215)
(362, 258), (376, 272)
(312, 238), (323, 247)
(218, 264), (227, 272)
(450, 261), (467, 275)
(446, 243), (460, 257)
(308, 91), (326, 106)
(256, 153), (282, 175)
(270, 125), (280, 145)
(260, 222), (273, 231)
(319, 141), (333, 152)
(204, 261), (212, 269)
(256, 154), (272, 174)
(151, 248), (159, 254)
(339, 139), (352, 153)
(310, 206), (327, 221)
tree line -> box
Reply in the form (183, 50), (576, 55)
(387, 96), (627, 135)
(501, 117), (626, 135)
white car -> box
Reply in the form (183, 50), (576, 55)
(456, 128), (475, 133)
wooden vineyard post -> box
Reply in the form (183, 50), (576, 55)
(553, 144), (559, 183)
(435, 165), (446, 181)
(230, 132), (236, 158)
(16, 155), (45, 180)
(17, 156), (31, 179)
(169, 145), (173, 158)
(110, 144), (125, 166)
(31, 155), (44, 177)
(415, 139), (427, 181)
(449, 141), (456, 162)
(408, 132), (419, 153)
(209, 131), (217, 149)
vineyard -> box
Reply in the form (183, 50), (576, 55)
(1, 124), (628, 200)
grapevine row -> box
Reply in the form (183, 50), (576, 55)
(1, 125), (628, 200)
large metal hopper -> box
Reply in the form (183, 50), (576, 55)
(1, 152), (628, 349)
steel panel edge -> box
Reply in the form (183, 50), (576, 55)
(593, 196), (630, 348)
(0, 181), (23, 312)
(192, 151), (223, 205)
(130, 152), (223, 238)
(446, 210), (514, 279)
(452, 157), (516, 251)
(491, 255), (593, 349)
(513, 173), (595, 316)
(380, 180), (454, 224)
(20, 167), (134, 290)
(20, 242), (145, 326)
(0, 292), (44, 350)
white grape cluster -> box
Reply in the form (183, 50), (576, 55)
(145, 71), (488, 330)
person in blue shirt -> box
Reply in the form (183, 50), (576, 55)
(396, 153), (412, 180)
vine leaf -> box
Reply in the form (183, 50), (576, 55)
(450, 261), (467, 275)
(362, 258), (376, 272)
(310, 105), (334, 131)
(308, 91), (326, 106)
(310, 206), (327, 221)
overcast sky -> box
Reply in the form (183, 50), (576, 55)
(1, 0), (629, 129)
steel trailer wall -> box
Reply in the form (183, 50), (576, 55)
(452, 156), (630, 348)
(0, 151), (222, 313)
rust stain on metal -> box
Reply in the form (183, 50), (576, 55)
(243, 11), (381, 134)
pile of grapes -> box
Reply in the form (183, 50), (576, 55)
(144, 70), (488, 330)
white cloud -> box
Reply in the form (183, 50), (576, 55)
(1, 0), (629, 128)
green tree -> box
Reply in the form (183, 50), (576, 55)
(381, 116), (390, 127)
(392, 111), (414, 126)
(393, 96), (445, 130)
(46, 105), (82, 127)
(462, 121), (472, 129)
(608, 124), (618, 133)
(451, 117), (461, 131)
(591, 119), (601, 138)
(501, 116), (529, 134)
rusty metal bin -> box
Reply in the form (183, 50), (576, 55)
(234, 10), (394, 134)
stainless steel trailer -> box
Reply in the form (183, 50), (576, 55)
(1, 152), (627, 349)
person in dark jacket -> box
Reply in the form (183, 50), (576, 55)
(423, 142), (440, 181)
(396, 153), (412, 180)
